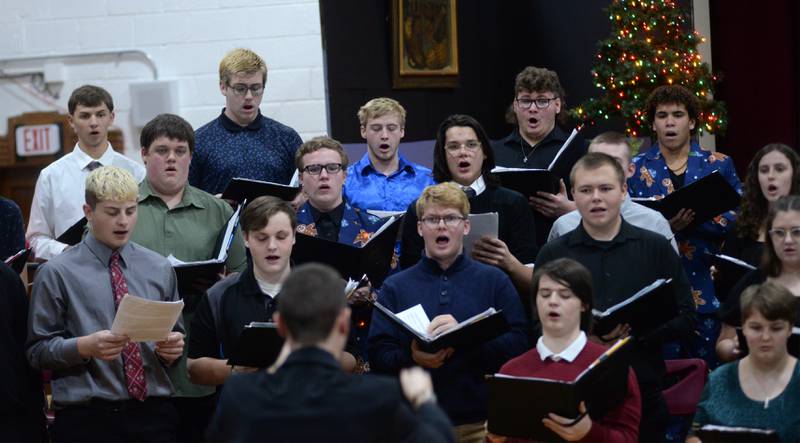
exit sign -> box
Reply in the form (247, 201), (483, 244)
(15, 124), (62, 157)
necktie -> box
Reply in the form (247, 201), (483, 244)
(109, 250), (148, 401)
(86, 161), (102, 171)
(462, 186), (477, 199)
(316, 213), (338, 242)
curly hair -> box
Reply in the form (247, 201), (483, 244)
(645, 85), (700, 134)
(736, 144), (800, 240)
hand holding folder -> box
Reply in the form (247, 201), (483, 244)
(487, 337), (633, 442)
(372, 302), (510, 352)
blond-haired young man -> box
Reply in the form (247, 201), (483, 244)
(27, 166), (184, 442)
(344, 97), (434, 211)
(189, 48), (302, 195)
(368, 182), (528, 443)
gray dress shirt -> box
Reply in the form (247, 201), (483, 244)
(26, 234), (183, 407)
(547, 197), (679, 253)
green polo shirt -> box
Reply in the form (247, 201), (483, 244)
(132, 179), (247, 398)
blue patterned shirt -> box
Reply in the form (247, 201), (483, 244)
(344, 153), (435, 212)
(189, 109), (302, 195)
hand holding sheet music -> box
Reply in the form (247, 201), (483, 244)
(372, 301), (510, 352)
(110, 294), (184, 342)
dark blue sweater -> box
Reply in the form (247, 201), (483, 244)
(367, 254), (529, 425)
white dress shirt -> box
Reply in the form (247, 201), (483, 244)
(462, 175), (487, 197)
(26, 143), (145, 260)
(536, 331), (587, 362)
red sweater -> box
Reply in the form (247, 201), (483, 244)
(498, 340), (641, 443)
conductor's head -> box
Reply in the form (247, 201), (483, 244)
(276, 263), (350, 352)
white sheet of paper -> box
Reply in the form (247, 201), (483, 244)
(463, 212), (499, 256)
(396, 304), (431, 337)
(110, 294), (184, 342)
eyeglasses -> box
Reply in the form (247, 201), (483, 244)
(303, 163), (344, 175)
(444, 141), (482, 154)
(420, 215), (466, 228)
(769, 227), (800, 241)
(228, 84), (264, 97)
(515, 97), (559, 110)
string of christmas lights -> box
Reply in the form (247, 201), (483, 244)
(569, 0), (727, 137)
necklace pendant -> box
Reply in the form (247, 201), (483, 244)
(523, 155), (528, 163)
(764, 398), (769, 409)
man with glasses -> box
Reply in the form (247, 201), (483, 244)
(369, 182), (528, 443)
(295, 136), (383, 244)
(189, 48), (302, 195)
(344, 97), (435, 212)
(492, 66), (588, 246)
(295, 136), (385, 370)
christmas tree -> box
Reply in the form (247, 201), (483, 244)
(570, 0), (726, 137)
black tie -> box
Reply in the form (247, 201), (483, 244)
(86, 161), (102, 171)
(462, 186), (477, 199)
(316, 214), (337, 242)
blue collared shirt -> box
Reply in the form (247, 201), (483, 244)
(344, 153), (435, 212)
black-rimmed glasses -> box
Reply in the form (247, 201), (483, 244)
(303, 163), (344, 175)
(515, 97), (559, 110)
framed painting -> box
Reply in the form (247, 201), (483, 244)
(392, 0), (459, 89)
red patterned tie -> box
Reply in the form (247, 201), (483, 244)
(109, 250), (148, 401)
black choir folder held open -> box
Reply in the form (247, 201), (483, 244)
(487, 337), (633, 442)
(4, 247), (31, 274)
(291, 215), (402, 287)
(227, 322), (284, 368)
(56, 217), (88, 246)
(371, 302), (510, 353)
(591, 278), (678, 337)
(168, 203), (243, 294)
(631, 170), (740, 229)
(491, 128), (580, 197)
(221, 177), (301, 203)
(695, 425), (779, 443)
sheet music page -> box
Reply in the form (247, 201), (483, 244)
(463, 213), (499, 256)
(396, 304), (431, 337)
(216, 203), (243, 261)
(547, 127), (580, 170)
(110, 294), (184, 342)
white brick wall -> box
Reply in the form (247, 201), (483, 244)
(0, 0), (328, 161)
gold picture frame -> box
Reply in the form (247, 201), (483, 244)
(392, 0), (459, 89)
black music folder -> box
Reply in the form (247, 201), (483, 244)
(169, 204), (242, 294)
(371, 302), (510, 353)
(736, 326), (800, 358)
(491, 128), (580, 196)
(708, 252), (757, 305)
(291, 215), (402, 287)
(591, 279), (678, 337)
(227, 322), (284, 368)
(631, 170), (740, 228)
(221, 177), (301, 203)
(56, 217), (88, 246)
(487, 337), (633, 442)
(4, 247), (31, 274)
(695, 425), (779, 443)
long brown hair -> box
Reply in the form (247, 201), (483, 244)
(736, 144), (800, 240)
(762, 195), (800, 277)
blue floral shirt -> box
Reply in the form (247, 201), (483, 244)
(628, 141), (742, 314)
(344, 153), (435, 212)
